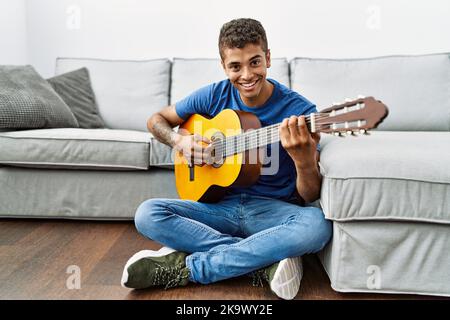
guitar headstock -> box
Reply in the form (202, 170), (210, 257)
(315, 96), (388, 136)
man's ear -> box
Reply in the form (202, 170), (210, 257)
(266, 49), (271, 68)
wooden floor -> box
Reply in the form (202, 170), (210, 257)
(0, 218), (442, 300)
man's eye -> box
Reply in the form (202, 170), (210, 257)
(251, 60), (261, 66)
(231, 65), (240, 71)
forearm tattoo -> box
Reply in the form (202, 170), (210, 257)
(152, 118), (177, 147)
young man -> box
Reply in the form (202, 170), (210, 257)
(121, 18), (332, 300)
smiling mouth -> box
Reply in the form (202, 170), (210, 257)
(239, 79), (259, 90)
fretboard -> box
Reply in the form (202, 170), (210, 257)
(220, 114), (314, 158)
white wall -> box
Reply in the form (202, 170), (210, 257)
(0, 0), (28, 65)
(25, 0), (450, 77)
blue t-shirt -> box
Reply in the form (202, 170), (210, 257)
(175, 78), (318, 201)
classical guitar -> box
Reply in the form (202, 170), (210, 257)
(174, 97), (388, 202)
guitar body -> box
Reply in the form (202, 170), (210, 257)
(175, 109), (262, 202)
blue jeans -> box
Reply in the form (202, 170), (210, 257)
(134, 193), (332, 284)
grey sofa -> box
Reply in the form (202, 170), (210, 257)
(1, 53), (449, 297)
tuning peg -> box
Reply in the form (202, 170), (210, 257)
(347, 130), (360, 136)
(333, 131), (343, 137)
(359, 129), (370, 135)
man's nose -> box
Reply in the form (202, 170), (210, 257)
(240, 67), (252, 80)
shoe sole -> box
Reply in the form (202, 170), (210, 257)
(121, 246), (176, 288)
(270, 256), (303, 300)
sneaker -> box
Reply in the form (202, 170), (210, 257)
(121, 246), (190, 289)
(251, 256), (303, 300)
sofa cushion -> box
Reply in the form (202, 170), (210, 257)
(319, 220), (450, 296)
(47, 67), (105, 129)
(55, 58), (171, 132)
(0, 166), (178, 219)
(170, 58), (290, 104)
(0, 128), (174, 170)
(319, 131), (450, 224)
(290, 53), (450, 131)
(0, 65), (79, 129)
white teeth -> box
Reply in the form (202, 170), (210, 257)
(241, 81), (257, 88)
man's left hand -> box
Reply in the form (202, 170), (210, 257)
(279, 115), (320, 168)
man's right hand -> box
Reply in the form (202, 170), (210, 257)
(172, 133), (214, 166)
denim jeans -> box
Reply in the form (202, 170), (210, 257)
(134, 193), (332, 284)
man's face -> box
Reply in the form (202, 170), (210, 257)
(221, 43), (271, 102)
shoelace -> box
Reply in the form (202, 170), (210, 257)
(251, 269), (269, 287)
(152, 263), (188, 290)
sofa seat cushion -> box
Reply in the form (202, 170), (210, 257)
(0, 166), (178, 219)
(319, 131), (450, 224)
(0, 128), (174, 170)
(318, 220), (450, 297)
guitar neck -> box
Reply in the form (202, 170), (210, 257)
(216, 97), (387, 158)
(221, 114), (315, 158)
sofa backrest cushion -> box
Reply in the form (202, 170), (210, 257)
(170, 58), (290, 105)
(55, 58), (171, 131)
(290, 53), (450, 131)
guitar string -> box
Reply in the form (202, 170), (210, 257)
(213, 119), (331, 157)
(220, 124), (331, 157)
(213, 114), (331, 156)
(210, 113), (330, 148)
(181, 107), (357, 160)
(185, 113), (332, 158)
(211, 126), (331, 158)
(189, 101), (370, 158)
(189, 121), (331, 160)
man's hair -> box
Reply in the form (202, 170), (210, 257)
(218, 18), (268, 60)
